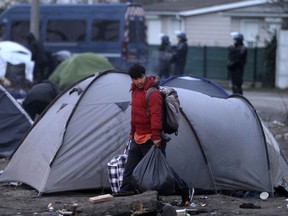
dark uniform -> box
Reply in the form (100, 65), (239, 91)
(25, 32), (49, 84)
(158, 35), (173, 78)
(172, 32), (188, 76)
(227, 33), (247, 95)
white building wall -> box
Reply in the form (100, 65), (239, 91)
(146, 18), (162, 45)
(184, 13), (231, 47)
(166, 17), (183, 44)
(146, 15), (182, 45)
(276, 30), (288, 89)
(185, 14), (270, 48)
(146, 6), (281, 47)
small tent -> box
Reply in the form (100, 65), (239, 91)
(0, 84), (33, 158)
(0, 71), (287, 194)
(48, 52), (114, 89)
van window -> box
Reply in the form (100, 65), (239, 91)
(91, 20), (119, 42)
(46, 20), (86, 42)
(11, 21), (29, 41)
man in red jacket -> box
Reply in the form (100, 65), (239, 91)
(118, 63), (164, 196)
(117, 64), (191, 206)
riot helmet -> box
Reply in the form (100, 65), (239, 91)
(231, 32), (244, 41)
(161, 35), (170, 43)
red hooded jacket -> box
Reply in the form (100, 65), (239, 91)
(129, 76), (162, 141)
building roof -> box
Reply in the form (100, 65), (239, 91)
(221, 2), (288, 18)
(144, 0), (269, 16)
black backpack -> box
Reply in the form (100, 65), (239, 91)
(146, 86), (180, 135)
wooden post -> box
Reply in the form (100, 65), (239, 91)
(30, 0), (40, 40)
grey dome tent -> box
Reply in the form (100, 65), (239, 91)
(0, 84), (33, 158)
(167, 88), (288, 192)
(0, 71), (287, 194)
(161, 75), (288, 192)
(0, 71), (131, 193)
(160, 75), (288, 192)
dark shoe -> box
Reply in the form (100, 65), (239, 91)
(176, 187), (194, 207)
(176, 200), (190, 207)
(113, 191), (134, 197)
(181, 188), (190, 203)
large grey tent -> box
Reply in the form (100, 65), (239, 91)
(161, 75), (288, 192)
(0, 71), (288, 194)
(167, 89), (288, 192)
(0, 84), (33, 158)
(0, 71), (131, 193)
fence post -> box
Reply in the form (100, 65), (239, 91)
(252, 46), (258, 87)
(203, 45), (207, 78)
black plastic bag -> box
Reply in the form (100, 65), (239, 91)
(132, 145), (176, 195)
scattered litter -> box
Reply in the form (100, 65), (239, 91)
(59, 202), (79, 215)
(260, 192), (269, 200)
(57, 209), (73, 215)
(189, 202), (197, 208)
(200, 203), (207, 207)
(271, 121), (285, 126)
(48, 202), (54, 211)
(176, 208), (209, 215)
(176, 209), (189, 216)
(9, 181), (22, 186)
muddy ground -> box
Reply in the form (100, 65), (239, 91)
(0, 121), (288, 216)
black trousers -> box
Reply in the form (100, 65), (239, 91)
(120, 139), (166, 192)
(230, 68), (244, 95)
(120, 139), (190, 201)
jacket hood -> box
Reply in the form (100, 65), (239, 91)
(130, 76), (160, 91)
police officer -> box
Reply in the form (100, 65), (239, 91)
(227, 32), (247, 95)
(172, 32), (188, 76)
(158, 34), (173, 78)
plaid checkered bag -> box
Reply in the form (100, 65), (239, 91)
(107, 142), (129, 194)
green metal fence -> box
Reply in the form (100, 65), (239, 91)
(148, 45), (266, 83)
